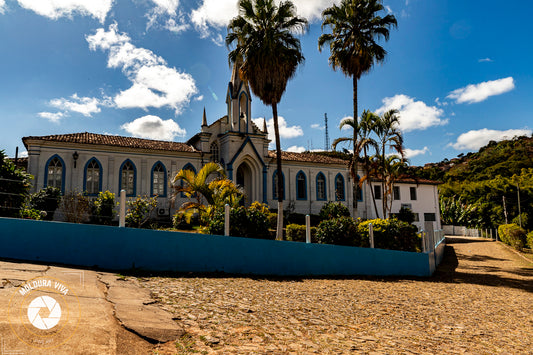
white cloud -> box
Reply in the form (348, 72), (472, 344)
(447, 77), (515, 104)
(404, 146), (429, 159)
(194, 95), (204, 101)
(449, 128), (532, 151)
(49, 93), (102, 117)
(252, 116), (303, 140)
(478, 57), (493, 63)
(16, 0), (112, 23)
(86, 23), (197, 113)
(19, 150), (29, 158)
(38, 111), (66, 123)
(0, 0), (6, 14)
(150, 0), (179, 15)
(376, 95), (448, 132)
(120, 115), (186, 141)
(311, 123), (324, 130)
(164, 17), (189, 33)
(287, 145), (306, 153)
(191, 0), (340, 41)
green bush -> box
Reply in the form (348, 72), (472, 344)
(286, 223), (317, 242)
(0, 150), (32, 217)
(207, 204), (272, 239)
(498, 224), (527, 251)
(28, 186), (61, 220)
(527, 231), (533, 250)
(315, 216), (363, 246)
(93, 190), (116, 225)
(397, 207), (415, 224)
(19, 206), (43, 220)
(172, 211), (196, 230)
(126, 195), (157, 228)
(319, 202), (350, 221)
(358, 218), (420, 252)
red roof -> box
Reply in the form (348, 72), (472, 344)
(268, 151), (348, 165)
(22, 132), (197, 153)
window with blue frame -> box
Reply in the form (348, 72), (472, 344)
(84, 158), (102, 195)
(151, 162), (166, 197)
(45, 155), (64, 192)
(120, 160), (136, 196)
(296, 171), (307, 200)
(272, 170), (285, 200)
(335, 173), (345, 201)
(316, 172), (326, 201)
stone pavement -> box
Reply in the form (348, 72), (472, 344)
(0, 260), (182, 354)
(1, 237), (532, 354)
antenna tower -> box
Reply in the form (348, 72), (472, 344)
(324, 113), (329, 151)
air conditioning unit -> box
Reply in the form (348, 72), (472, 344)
(157, 208), (169, 216)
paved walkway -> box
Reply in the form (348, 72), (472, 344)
(1, 237), (532, 354)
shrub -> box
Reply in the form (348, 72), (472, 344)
(207, 204), (272, 239)
(315, 216), (363, 246)
(498, 224), (527, 251)
(19, 206), (43, 220)
(126, 195), (158, 228)
(93, 190), (116, 225)
(286, 223), (317, 243)
(172, 211), (195, 230)
(319, 202), (350, 221)
(527, 231), (533, 250)
(397, 206), (415, 224)
(285, 212), (321, 226)
(28, 186), (61, 220)
(58, 191), (91, 223)
(0, 150), (32, 217)
(358, 219), (420, 252)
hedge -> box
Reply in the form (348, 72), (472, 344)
(286, 224), (317, 243)
(498, 224), (527, 251)
(358, 219), (421, 252)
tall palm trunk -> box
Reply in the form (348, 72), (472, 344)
(352, 76), (359, 218)
(272, 102), (284, 240)
(363, 147), (380, 218)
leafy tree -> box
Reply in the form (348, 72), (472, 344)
(93, 190), (116, 225)
(226, 0), (308, 240)
(319, 0), (397, 216)
(0, 150), (32, 217)
(27, 186), (61, 220)
(125, 195), (158, 228)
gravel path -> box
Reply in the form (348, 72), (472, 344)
(139, 237), (533, 354)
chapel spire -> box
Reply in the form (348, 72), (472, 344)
(202, 107), (207, 127)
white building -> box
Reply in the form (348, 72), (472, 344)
(22, 63), (441, 230)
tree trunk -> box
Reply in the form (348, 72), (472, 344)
(272, 102), (284, 240)
(352, 75), (359, 218)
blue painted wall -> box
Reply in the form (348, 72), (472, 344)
(0, 218), (439, 277)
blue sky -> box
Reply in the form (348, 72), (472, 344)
(1, 0), (531, 166)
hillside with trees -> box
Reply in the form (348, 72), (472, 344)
(407, 135), (533, 230)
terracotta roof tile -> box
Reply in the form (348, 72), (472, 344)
(22, 132), (197, 153)
(268, 151), (348, 165)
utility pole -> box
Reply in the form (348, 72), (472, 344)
(517, 183), (522, 228)
(502, 196), (508, 224)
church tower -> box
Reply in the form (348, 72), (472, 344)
(226, 59), (252, 133)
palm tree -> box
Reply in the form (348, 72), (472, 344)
(319, 0), (397, 216)
(226, 0), (308, 240)
(382, 154), (403, 216)
(332, 110), (379, 217)
(374, 109), (405, 217)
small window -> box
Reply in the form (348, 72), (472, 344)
(393, 186), (400, 200)
(374, 185), (382, 200)
(85, 158), (101, 195)
(47, 156), (63, 190)
(410, 187), (417, 200)
(120, 160), (136, 196)
(424, 213), (436, 222)
(151, 162), (166, 197)
(316, 173), (326, 201)
(210, 142), (219, 163)
(335, 174), (345, 201)
(296, 171), (307, 200)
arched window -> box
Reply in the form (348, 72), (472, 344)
(272, 170), (285, 200)
(210, 142), (219, 163)
(335, 173), (345, 201)
(119, 160), (136, 196)
(151, 162), (167, 197)
(45, 155), (64, 192)
(296, 171), (307, 200)
(84, 158), (102, 195)
(316, 172), (327, 201)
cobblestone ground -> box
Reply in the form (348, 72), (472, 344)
(140, 237), (533, 354)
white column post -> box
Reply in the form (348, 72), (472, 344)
(305, 214), (311, 243)
(119, 189), (126, 227)
(369, 223), (374, 248)
(224, 204), (230, 236)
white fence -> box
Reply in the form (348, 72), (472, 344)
(443, 225), (499, 240)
